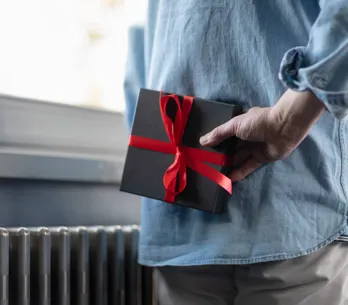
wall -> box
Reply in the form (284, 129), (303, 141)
(0, 94), (141, 227)
(0, 179), (140, 227)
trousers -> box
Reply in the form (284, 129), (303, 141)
(155, 241), (348, 305)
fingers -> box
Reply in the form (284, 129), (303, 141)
(231, 147), (251, 166)
(199, 118), (238, 147)
(229, 157), (262, 182)
(236, 139), (246, 150)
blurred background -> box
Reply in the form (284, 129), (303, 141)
(0, 0), (146, 227)
(0, 0), (147, 111)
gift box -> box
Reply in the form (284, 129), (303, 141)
(120, 89), (242, 213)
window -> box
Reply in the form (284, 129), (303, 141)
(0, 0), (146, 113)
(0, 0), (147, 184)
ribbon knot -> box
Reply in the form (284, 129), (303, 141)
(176, 146), (183, 156)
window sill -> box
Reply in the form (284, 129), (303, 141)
(0, 94), (128, 183)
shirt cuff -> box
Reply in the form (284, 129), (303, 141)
(279, 47), (348, 119)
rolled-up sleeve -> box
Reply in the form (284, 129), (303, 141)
(124, 24), (146, 131)
(279, 0), (348, 119)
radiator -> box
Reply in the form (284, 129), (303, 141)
(0, 226), (156, 305)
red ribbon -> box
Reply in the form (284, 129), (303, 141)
(129, 93), (232, 203)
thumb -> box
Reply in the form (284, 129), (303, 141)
(200, 117), (238, 147)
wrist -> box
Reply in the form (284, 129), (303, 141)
(270, 89), (325, 132)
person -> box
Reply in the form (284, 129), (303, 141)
(124, 1), (348, 304)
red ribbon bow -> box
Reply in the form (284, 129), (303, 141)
(129, 92), (232, 203)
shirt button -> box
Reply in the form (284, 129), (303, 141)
(311, 73), (328, 89)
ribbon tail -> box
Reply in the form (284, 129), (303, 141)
(163, 155), (187, 204)
(185, 158), (232, 194)
(164, 192), (176, 203)
(163, 164), (179, 204)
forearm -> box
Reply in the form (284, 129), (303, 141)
(279, 0), (348, 119)
(270, 90), (326, 142)
(274, 90), (325, 125)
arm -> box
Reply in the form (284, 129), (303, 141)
(123, 24), (146, 132)
(201, 2), (348, 181)
(279, 0), (348, 119)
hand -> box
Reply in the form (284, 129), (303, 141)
(199, 89), (326, 182)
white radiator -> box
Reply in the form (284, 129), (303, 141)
(0, 226), (155, 305)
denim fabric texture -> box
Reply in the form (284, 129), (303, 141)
(124, 0), (348, 266)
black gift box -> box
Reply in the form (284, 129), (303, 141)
(120, 89), (242, 213)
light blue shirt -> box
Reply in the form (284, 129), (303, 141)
(124, 0), (348, 266)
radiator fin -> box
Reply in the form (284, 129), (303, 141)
(0, 226), (155, 305)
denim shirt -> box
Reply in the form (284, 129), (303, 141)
(124, 0), (348, 266)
